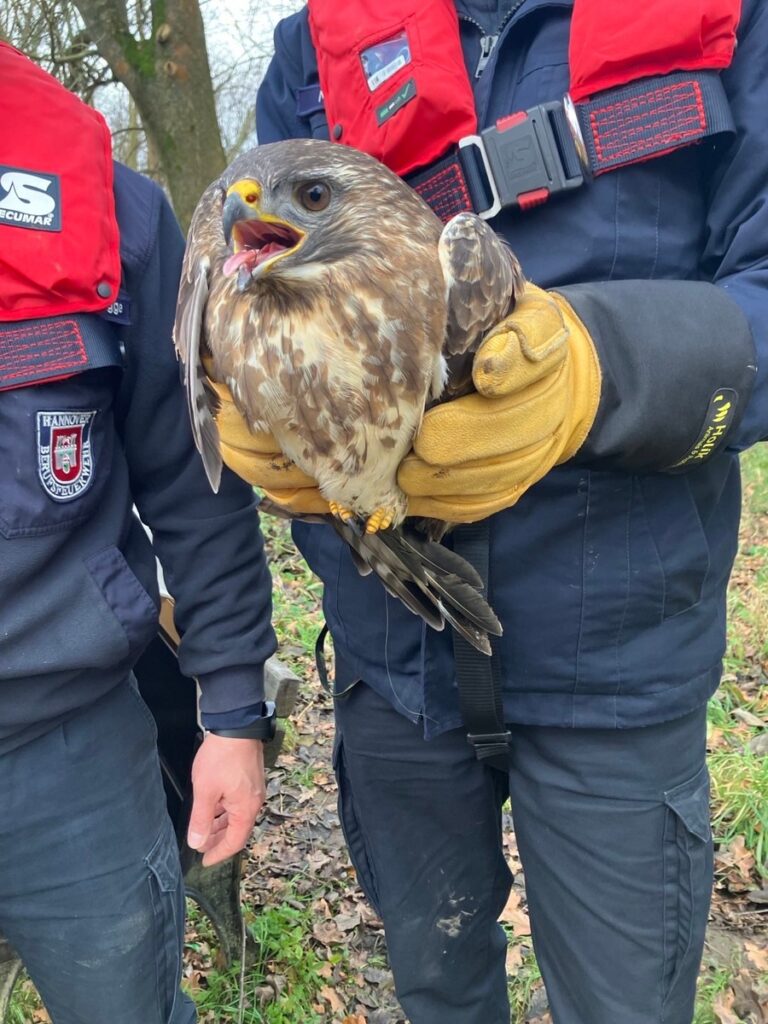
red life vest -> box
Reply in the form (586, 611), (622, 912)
(307, 0), (741, 181)
(0, 42), (121, 322)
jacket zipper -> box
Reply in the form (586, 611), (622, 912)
(459, 1), (527, 78)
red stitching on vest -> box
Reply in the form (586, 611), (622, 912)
(0, 319), (87, 385)
(589, 81), (706, 166)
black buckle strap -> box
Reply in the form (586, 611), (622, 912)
(410, 73), (734, 223)
(451, 522), (510, 773)
(460, 101), (584, 218)
(409, 100), (585, 222)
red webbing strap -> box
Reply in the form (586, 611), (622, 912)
(569, 0), (741, 103)
(0, 43), (120, 322)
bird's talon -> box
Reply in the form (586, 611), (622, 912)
(365, 507), (395, 534)
(329, 501), (354, 522)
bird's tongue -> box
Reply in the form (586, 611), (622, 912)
(222, 242), (287, 277)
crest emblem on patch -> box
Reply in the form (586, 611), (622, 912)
(36, 410), (97, 501)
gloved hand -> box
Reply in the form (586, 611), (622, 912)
(398, 284), (602, 522)
(207, 379), (330, 513)
(207, 283), (601, 522)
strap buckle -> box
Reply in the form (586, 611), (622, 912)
(460, 101), (584, 219)
(466, 730), (512, 761)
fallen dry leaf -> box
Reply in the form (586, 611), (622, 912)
(506, 943), (524, 972)
(500, 890), (532, 936)
(319, 985), (345, 1013)
(715, 836), (757, 893)
(712, 987), (741, 1024)
(745, 940), (768, 973)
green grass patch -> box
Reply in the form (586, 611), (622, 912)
(507, 945), (543, 1023)
(187, 894), (342, 1024)
(7, 974), (43, 1024)
(693, 963), (739, 1024)
(724, 446), (768, 671)
(709, 748), (768, 872)
(260, 515), (324, 667)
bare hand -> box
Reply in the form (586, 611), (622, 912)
(187, 734), (266, 867)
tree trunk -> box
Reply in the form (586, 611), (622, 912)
(73, 0), (226, 231)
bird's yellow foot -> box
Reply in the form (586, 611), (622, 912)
(329, 501), (354, 523)
(365, 507), (396, 534)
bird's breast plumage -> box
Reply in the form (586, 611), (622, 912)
(205, 256), (446, 518)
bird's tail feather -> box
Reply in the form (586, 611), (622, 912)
(334, 520), (501, 655)
(258, 499), (501, 655)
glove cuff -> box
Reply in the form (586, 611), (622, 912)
(550, 291), (603, 464)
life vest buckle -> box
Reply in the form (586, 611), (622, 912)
(462, 101), (585, 219)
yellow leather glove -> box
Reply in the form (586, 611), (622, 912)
(207, 379), (330, 514)
(397, 284), (602, 522)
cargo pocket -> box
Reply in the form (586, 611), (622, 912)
(145, 816), (184, 1022)
(333, 734), (383, 916)
(661, 766), (713, 1011)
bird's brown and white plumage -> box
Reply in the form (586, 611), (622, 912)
(174, 138), (523, 652)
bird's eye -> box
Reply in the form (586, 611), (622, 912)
(296, 181), (331, 212)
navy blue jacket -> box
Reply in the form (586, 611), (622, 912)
(0, 163), (276, 753)
(255, 0), (768, 735)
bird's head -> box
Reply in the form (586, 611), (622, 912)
(219, 139), (441, 292)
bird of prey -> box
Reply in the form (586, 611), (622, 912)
(174, 138), (523, 653)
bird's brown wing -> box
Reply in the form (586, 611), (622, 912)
(438, 212), (524, 397)
(173, 180), (224, 493)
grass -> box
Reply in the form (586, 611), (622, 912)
(189, 897), (331, 1024)
(5, 977), (41, 1024)
(707, 446), (768, 874)
(505, 940), (544, 1023)
(260, 514), (325, 669)
(693, 963), (739, 1024)
(710, 748), (768, 873)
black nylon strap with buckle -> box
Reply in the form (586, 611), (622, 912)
(450, 522), (510, 772)
(407, 71), (734, 223)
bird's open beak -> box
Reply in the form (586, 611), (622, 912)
(221, 185), (305, 290)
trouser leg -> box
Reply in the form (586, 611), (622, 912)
(334, 682), (512, 1024)
(506, 707), (711, 1024)
(0, 681), (196, 1024)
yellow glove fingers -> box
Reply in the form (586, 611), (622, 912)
(409, 493), (518, 524)
(473, 287), (569, 398)
(412, 361), (570, 466)
(219, 441), (317, 489)
(260, 486), (331, 515)
(400, 432), (562, 497)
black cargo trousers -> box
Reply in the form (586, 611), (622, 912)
(333, 683), (711, 1024)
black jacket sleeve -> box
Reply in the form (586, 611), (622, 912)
(115, 173), (277, 715)
(558, 0), (768, 472)
(557, 280), (756, 471)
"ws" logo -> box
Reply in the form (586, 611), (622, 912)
(0, 166), (61, 231)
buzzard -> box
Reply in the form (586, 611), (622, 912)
(174, 139), (522, 652)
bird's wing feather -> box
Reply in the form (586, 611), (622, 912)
(173, 181), (224, 492)
(438, 212), (524, 397)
